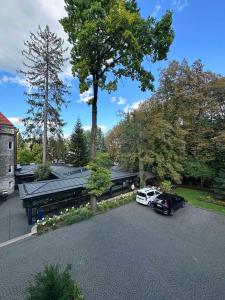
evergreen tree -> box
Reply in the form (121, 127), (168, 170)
(19, 25), (69, 164)
(67, 119), (89, 167)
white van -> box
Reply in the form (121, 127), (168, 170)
(136, 188), (161, 206)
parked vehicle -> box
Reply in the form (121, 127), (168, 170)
(136, 188), (161, 206)
(0, 190), (8, 201)
(152, 193), (185, 216)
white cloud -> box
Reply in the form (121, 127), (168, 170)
(0, 0), (68, 72)
(110, 97), (116, 103)
(111, 96), (126, 106)
(152, 4), (161, 17)
(8, 117), (23, 126)
(77, 88), (93, 104)
(117, 97), (126, 105)
(0, 75), (28, 87)
(124, 100), (144, 113)
(82, 125), (91, 131)
(99, 125), (107, 133)
(63, 132), (70, 139)
(173, 0), (189, 12)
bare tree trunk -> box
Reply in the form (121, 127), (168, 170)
(43, 39), (49, 164)
(200, 177), (204, 188)
(90, 194), (97, 213)
(138, 148), (145, 188)
(91, 82), (98, 160)
(90, 81), (98, 213)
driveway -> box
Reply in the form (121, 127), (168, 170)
(0, 192), (31, 243)
(1, 203), (225, 299)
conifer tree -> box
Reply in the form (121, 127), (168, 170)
(67, 119), (89, 167)
(19, 25), (69, 164)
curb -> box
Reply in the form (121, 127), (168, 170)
(0, 225), (37, 249)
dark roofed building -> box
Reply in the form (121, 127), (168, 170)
(17, 164), (139, 224)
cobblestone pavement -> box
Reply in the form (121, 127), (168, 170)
(0, 192), (31, 243)
(1, 202), (225, 300)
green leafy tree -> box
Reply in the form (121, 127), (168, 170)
(214, 169), (225, 200)
(183, 156), (214, 187)
(34, 164), (52, 181)
(161, 180), (172, 193)
(25, 264), (83, 300)
(17, 143), (42, 164)
(60, 0), (174, 209)
(155, 60), (224, 187)
(19, 25), (69, 164)
(67, 119), (89, 166)
(117, 100), (185, 187)
(48, 137), (67, 163)
(86, 152), (112, 212)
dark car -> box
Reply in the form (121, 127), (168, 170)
(152, 193), (185, 216)
(0, 190), (8, 201)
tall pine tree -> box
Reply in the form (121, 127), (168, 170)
(19, 25), (69, 163)
(67, 119), (89, 167)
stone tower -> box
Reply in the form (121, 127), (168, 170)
(0, 112), (17, 194)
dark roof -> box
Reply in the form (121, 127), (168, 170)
(0, 112), (14, 126)
(16, 164), (86, 179)
(18, 167), (138, 201)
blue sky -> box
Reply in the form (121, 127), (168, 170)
(1, 0), (225, 137)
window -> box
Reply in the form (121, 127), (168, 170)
(147, 191), (154, 197)
(137, 192), (146, 198)
(9, 141), (13, 149)
(9, 181), (12, 188)
(8, 165), (12, 173)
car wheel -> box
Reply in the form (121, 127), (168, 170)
(148, 201), (153, 207)
(170, 209), (175, 216)
(181, 201), (185, 208)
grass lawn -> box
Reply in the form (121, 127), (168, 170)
(175, 187), (225, 216)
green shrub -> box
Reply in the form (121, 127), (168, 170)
(25, 264), (83, 300)
(161, 180), (172, 193)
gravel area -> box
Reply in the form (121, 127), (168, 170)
(1, 202), (225, 299)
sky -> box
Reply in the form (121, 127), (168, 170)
(1, 0), (225, 137)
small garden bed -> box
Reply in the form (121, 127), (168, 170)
(37, 192), (136, 234)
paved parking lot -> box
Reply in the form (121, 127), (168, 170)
(0, 192), (31, 243)
(1, 202), (225, 299)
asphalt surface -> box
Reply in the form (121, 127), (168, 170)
(1, 202), (225, 300)
(0, 192), (31, 243)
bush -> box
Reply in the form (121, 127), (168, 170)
(25, 264), (83, 300)
(34, 164), (52, 181)
(161, 180), (172, 193)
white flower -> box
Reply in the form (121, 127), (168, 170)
(42, 221), (46, 225)
(60, 211), (63, 215)
(72, 206), (74, 209)
(42, 217), (45, 221)
(37, 220), (40, 223)
(66, 208), (69, 212)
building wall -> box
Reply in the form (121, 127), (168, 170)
(0, 125), (16, 194)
